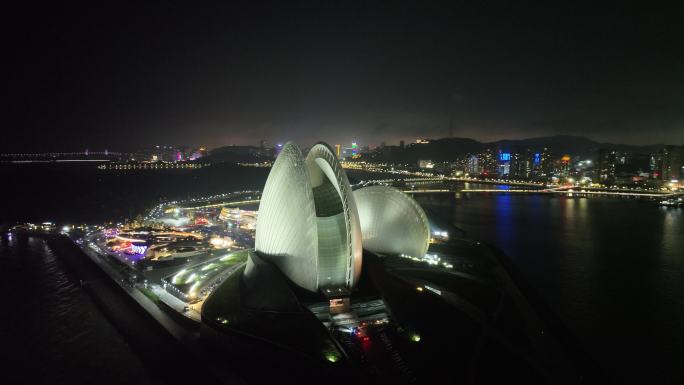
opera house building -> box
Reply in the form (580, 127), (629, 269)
(200, 141), (591, 385)
(254, 142), (429, 296)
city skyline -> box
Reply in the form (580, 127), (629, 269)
(5, 2), (684, 152)
(2, 132), (682, 155)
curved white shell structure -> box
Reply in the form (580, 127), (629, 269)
(255, 142), (361, 292)
(305, 143), (363, 290)
(254, 143), (319, 291)
(353, 186), (430, 259)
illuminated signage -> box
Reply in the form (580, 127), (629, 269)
(131, 245), (147, 254)
(500, 152), (511, 161)
(534, 153), (541, 164)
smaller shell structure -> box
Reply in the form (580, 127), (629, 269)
(353, 186), (430, 259)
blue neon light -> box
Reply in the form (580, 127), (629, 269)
(500, 152), (511, 161)
(534, 153), (541, 164)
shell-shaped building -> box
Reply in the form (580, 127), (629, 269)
(353, 185), (430, 259)
(255, 142), (362, 293)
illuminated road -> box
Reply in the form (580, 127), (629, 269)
(179, 199), (260, 210)
(406, 188), (680, 198)
(161, 187), (679, 207)
(354, 173), (680, 197)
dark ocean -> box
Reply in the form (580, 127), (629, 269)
(415, 192), (684, 384)
(0, 234), (154, 385)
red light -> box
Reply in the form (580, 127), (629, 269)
(363, 336), (369, 341)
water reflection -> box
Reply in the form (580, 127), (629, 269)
(494, 194), (514, 249)
(416, 192), (684, 383)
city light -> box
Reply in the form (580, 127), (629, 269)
(209, 237), (232, 248)
(130, 245), (148, 254)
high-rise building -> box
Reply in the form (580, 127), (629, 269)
(650, 154), (660, 176)
(660, 145), (683, 181)
(530, 151), (543, 177)
(509, 147), (531, 179)
(498, 150), (511, 176)
(540, 147), (553, 176)
(478, 148), (498, 176)
(598, 148), (618, 182)
(557, 154), (571, 177)
(467, 155), (480, 174)
(351, 142), (359, 157)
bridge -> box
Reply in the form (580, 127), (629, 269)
(0, 151), (125, 163)
(360, 177), (681, 198)
(402, 186), (681, 198)
(363, 176), (546, 187)
(1, 151), (123, 158)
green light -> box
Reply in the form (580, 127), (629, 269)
(410, 333), (421, 342)
(325, 353), (339, 363)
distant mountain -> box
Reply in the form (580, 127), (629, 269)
(373, 135), (668, 162)
(205, 145), (268, 163)
(208, 136), (670, 164)
(402, 138), (483, 161)
(490, 135), (666, 158)
(491, 135), (599, 156)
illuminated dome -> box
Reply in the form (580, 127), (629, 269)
(255, 142), (362, 292)
(353, 186), (430, 259)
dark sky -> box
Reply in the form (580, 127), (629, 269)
(5, 1), (684, 152)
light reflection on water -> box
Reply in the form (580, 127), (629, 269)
(417, 192), (684, 384)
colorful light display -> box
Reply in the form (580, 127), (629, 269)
(131, 244), (148, 254)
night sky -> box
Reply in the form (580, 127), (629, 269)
(5, 1), (684, 152)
